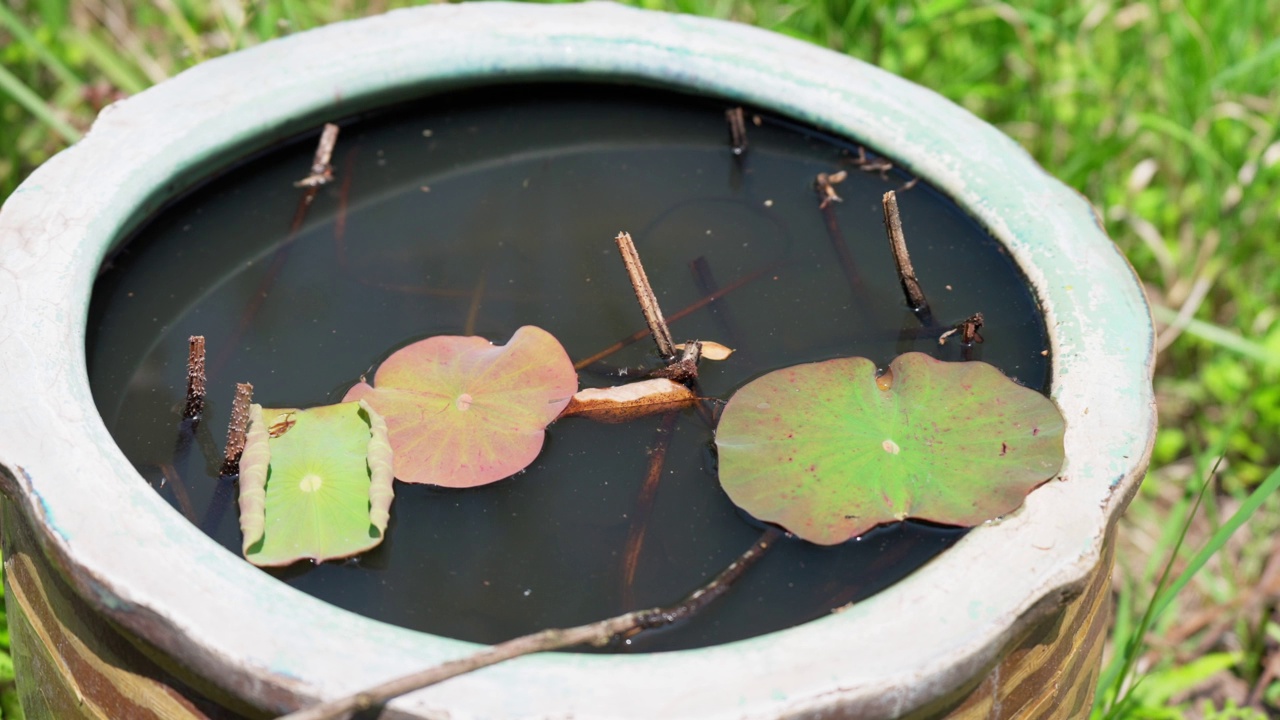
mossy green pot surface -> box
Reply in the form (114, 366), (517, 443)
(0, 3), (1154, 718)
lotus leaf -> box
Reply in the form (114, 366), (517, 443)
(715, 352), (1065, 545)
(238, 400), (394, 567)
(343, 325), (577, 487)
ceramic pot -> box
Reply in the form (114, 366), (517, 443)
(0, 4), (1154, 718)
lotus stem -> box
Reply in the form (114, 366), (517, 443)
(219, 382), (254, 476)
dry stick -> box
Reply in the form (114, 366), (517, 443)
(620, 411), (680, 609)
(816, 170), (847, 209)
(295, 123), (340, 188)
(219, 383), (254, 476)
(881, 190), (932, 321)
(281, 527), (783, 720)
(183, 335), (207, 421)
(615, 232), (677, 360)
(725, 107), (748, 156)
(574, 263), (773, 370)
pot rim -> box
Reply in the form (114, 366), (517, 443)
(0, 3), (1155, 717)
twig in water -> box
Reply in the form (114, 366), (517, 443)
(211, 143), (327, 378)
(615, 232), (676, 360)
(295, 123), (340, 188)
(690, 256), (741, 347)
(725, 107), (748, 156)
(333, 147), (358, 271)
(183, 335), (206, 421)
(219, 383), (254, 476)
(814, 174), (873, 320)
(844, 146), (894, 179)
(573, 263), (773, 370)
(815, 170), (847, 209)
(463, 268), (488, 336)
(881, 190), (932, 322)
(620, 411), (680, 609)
(280, 527), (782, 720)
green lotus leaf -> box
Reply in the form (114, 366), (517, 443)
(715, 352), (1066, 545)
(342, 325), (578, 487)
(238, 400), (394, 567)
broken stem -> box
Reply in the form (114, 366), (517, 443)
(295, 122), (340, 188)
(649, 339), (702, 385)
(183, 335), (206, 421)
(725, 107), (748, 156)
(614, 232), (676, 360)
(882, 190), (932, 320)
(281, 527), (782, 720)
(219, 382), (254, 476)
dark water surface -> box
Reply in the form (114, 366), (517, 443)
(86, 85), (1049, 652)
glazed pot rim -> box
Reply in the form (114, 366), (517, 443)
(0, 3), (1155, 717)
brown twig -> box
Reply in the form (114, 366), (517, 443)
(816, 170), (847, 209)
(725, 107), (748, 156)
(843, 146), (894, 179)
(620, 411), (680, 608)
(183, 336), (207, 421)
(219, 383), (254, 476)
(614, 232), (676, 360)
(573, 263), (772, 370)
(882, 190), (932, 320)
(280, 527), (782, 720)
(295, 123), (340, 188)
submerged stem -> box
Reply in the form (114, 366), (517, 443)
(280, 527), (782, 720)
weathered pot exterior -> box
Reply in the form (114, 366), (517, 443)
(0, 3), (1154, 718)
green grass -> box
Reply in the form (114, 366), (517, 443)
(2, 0), (1279, 717)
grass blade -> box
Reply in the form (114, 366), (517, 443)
(0, 4), (85, 90)
(1152, 305), (1280, 368)
(1150, 463), (1280, 622)
(0, 64), (82, 144)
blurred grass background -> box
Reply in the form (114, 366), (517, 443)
(1, 0), (1278, 717)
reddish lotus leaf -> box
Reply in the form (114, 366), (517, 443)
(343, 326), (577, 487)
(715, 352), (1065, 545)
